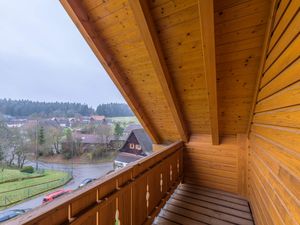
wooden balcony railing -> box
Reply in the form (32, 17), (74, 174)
(8, 141), (183, 225)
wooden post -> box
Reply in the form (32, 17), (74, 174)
(198, 0), (219, 145)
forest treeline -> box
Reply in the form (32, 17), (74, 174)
(0, 99), (133, 118)
(96, 103), (134, 117)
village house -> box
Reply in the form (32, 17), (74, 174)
(122, 124), (142, 138)
(61, 132), (110, 153)
(89, 115), (106, 125)
(51, 117), (70, 128)
(6, 118), (27, 128)
(119, 128), (152, 156)
(114, 128), (153, 168)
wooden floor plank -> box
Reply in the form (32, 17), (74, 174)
(154, 184), (254, 225)
(172, 193), (252, 220)
(168, 198), (254, 225)
(154, 216), (179, 225)
(175, 189), (250, 212)
(164, 204), (234, 225)
(179, 185), (249, 206)
(159, 209), (206, 225)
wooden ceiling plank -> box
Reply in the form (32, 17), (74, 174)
(128, 0), (189, 142)
(60, 0), (161, 143)
(198, 0), (219, 145)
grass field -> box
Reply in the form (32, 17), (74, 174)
(0, 169), (43, 183)
(0, 170), (71, 209)
(108, 116), (139, 124)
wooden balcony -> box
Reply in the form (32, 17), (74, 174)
(6, 141), (257, 225)
(4, 0), (299, 224)
(7, 142), (183, 225)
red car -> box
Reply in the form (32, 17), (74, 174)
(42, 189), (72, 204)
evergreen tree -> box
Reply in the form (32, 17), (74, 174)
(114, 123), (124, 139)
(0, 99), (94, 117)
(96, 103), (133, 117)
(38, 126), (46, 146)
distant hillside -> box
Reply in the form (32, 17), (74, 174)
(0, 99), (94, 118)
(0, 99), (134, 118)
(96, 103), (134, 117)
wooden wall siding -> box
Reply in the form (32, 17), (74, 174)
(183, 135), (248, 196)
(249, 0), (300, 224)
(214, 0), (270, 135)
(149, 0), (211, 135)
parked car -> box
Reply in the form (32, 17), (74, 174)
(106, 170), (115, 175)
(42, 190), (72, 204)
(78, 178), (95, 188)
(0, 209), (30, 222)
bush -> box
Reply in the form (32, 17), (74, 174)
(20, 166), (34, 174)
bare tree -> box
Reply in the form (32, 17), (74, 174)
(46, 127), (64, 154)
(95, 124), (113, 148)
(8, 128), (29, 168)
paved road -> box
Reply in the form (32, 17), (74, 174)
(0, 161), (113, 213)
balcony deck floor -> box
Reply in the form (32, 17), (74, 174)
(153, 183), (254, 225)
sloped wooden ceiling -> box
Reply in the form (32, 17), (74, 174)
(148, 0), (211, 135)
(214, 0), (270, 135)
(61, 0), (271, 144)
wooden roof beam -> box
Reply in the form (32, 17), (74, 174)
(198, 0), (219, 145)
(60, 0), (160, 143)
(129, 0), (189, 142)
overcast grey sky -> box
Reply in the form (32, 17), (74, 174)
(0, 0), (124, 108)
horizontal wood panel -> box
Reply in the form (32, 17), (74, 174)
(253, 105), (300, 128)
(264, 12), (300, 71)
(251, 140), (300, 199)
(272, 0), (290, 28)
(249, 160), (286, 225)
(184, 135), (247, 196)
(251, 134), (300, 176)
(251, 150), (299, 224)
(268, 0), (299, 52)
(184, 177), (238, 194)
(257, 58), (300, 101)
(255, 81), (300, 112)
(251, 124), (300, 154)
(249, 1), (300, 224)
(261, 34), (300, 88)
